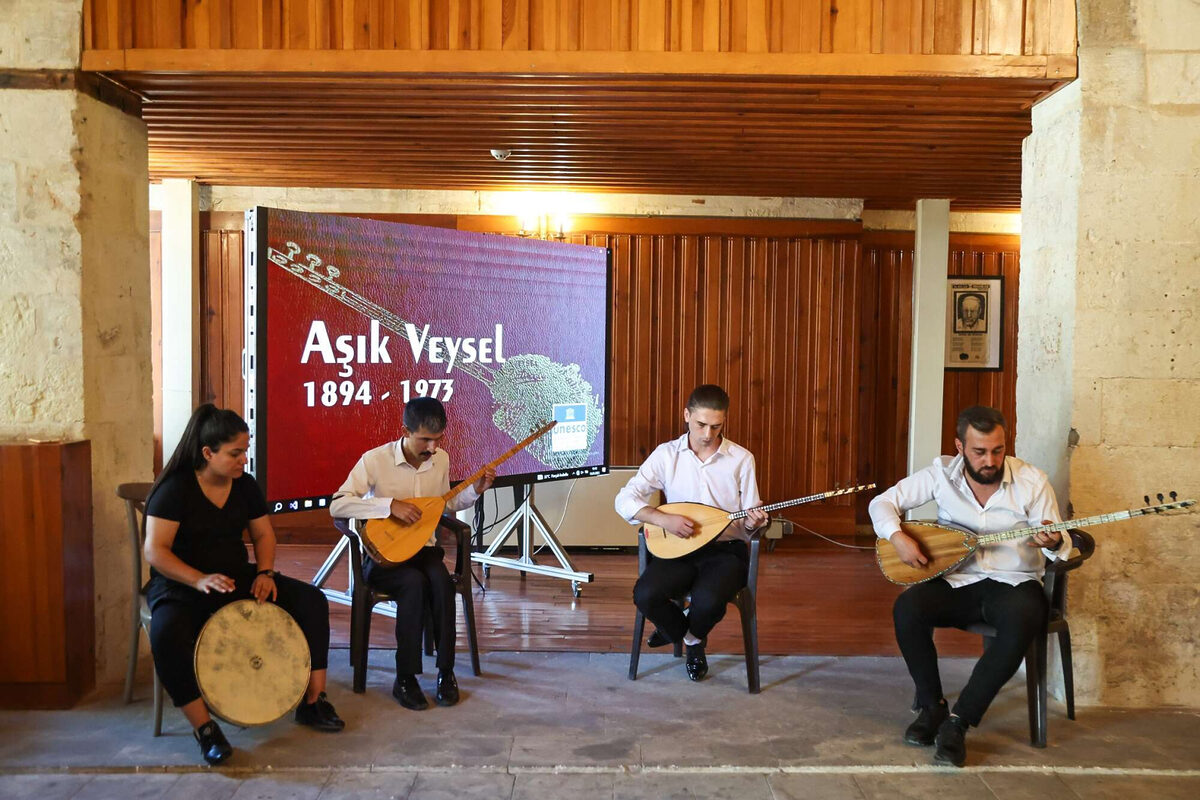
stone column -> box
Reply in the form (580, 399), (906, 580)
(907, 200), (950, 518)
(1019, 0), (1200, 706)
(159, 179), (200, 458)
(1, 2), (154, 685)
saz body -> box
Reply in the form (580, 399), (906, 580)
(643, 484), (875, 559)
(361, 422), (555, 566)
(876, 498), (1196, 586)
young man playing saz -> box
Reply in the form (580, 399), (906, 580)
(331, 397), (494, 710)
(615, 384), (768, 681)
(869, 405), (1071, 766)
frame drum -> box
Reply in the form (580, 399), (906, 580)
(194, 599), (311, 727)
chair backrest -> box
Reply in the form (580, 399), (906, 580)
(116, 482), (154, 596)
(332, 518), (368, 585)
(1044, 528), (1096, 615)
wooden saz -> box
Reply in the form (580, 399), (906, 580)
(876, 496), (1196, 586)
(643, 484), (876, 560)
(361, 421), (556, 566)
(194, 600), (311, 727)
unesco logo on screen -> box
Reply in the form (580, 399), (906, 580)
(551, 403), (588, 452)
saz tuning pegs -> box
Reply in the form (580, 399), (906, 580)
(1157, 493), (1166, 503)
(1170, 491), (1178, 501)
(1144, 495), (1152, 506)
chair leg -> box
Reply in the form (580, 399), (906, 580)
(673, 599), (685, 658)
(124, 609), (141, 705)
(1026, 635), (1048, 748)
(152, 670), (164, 737)
(352, 601), (372, 694)
(1058, 626), (1075, 721)
(738, 594), (761, 694)
(628, 610), (645, 680)
(459, 582), (482, 676)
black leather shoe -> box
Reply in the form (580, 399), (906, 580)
(684, 642), (708, 681)
(392, 675), (429, 710)
(933, 716), (970, 767)
(194, 720), (232, 765)
(295, 691), (345, 732)
(904, 700), (948, 746)
(647, 628), (670, 648)
(435, 669), (460, 707)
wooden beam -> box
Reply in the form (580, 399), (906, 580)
(0, 69), (143, 117)
(82, 48), (1068, 80)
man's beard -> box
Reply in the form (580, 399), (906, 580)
(964, 459), (1002, 485)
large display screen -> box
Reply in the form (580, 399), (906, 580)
(244, 207), (610, 513)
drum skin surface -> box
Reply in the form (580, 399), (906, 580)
(194, 599), (311, 727)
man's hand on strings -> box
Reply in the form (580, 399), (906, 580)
(389, 499), (422, 525)
(1027, 521), (1062, 548)
(742, 507), (769, 531)
(891, 530), (929, 569)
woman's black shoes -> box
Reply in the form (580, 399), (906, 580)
(295, 692), (346, 732)
(194, 720), (232, 765)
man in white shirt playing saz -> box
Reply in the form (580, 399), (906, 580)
(615, 384), (769, 682)
(869, 405), (1070, 767)
(331, 397), (494, 711)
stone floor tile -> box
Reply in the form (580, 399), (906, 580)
(978, 772), (1078, 800)
(1056, 775), (1200, 800)
(613, 772), (773, 800)
(229, 770), (332, 800)
(511, 772), (616, 800)
(852, 772), (997, 800)
(370, 735), (513, 768)
(170, 771), (245, 800)
(509, 734), (640, 768)
(406, 771), (514, 800)
(768, 773), (867, 800)
(318, 770), (418, 800)
(0, 773), (93, 800)
(70, 774), (181, 799)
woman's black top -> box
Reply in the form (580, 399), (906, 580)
(144, 471), (268, 608)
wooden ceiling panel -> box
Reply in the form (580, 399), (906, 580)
(112, 72), (1062, 208)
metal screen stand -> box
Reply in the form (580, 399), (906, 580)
(310, 527), (397, 619)
(471, 485), (594, 597)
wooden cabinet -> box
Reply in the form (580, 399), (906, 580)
(0, 440), (94, 708)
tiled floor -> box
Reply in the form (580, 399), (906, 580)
(1, 651), (1197, 799)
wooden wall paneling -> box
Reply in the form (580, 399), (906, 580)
(0, 441), (94, 708)
(858, 233), (915, 516)
(199, 226), (245, 415)
(940, 236), (1019, 455)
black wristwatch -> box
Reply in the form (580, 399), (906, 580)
(256, 569), (277, 579)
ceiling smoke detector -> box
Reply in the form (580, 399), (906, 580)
(490, 148), (512, 161)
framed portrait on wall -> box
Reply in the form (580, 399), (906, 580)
(945, 275), (1002, 370)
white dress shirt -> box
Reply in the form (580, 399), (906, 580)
(615, 434), (763, 542)
(329, 439), (480, 547)
(869, 454), (1071, 587)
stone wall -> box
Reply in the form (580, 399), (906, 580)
(1, 0), (154, 685)
(77, 94), (154, 683)
(1020, 0), (1200, 707)
(0, 1), (81, 70)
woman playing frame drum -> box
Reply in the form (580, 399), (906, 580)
(143, 404), (344, 764)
